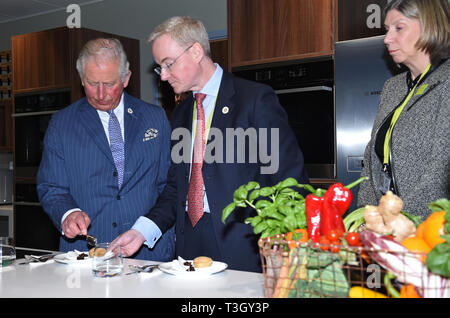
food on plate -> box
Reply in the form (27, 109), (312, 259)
(193, 256), (213, 268)
(89, 247), (107, 258)
(364, 191), (416, 242)
(76, 252), (89, 260)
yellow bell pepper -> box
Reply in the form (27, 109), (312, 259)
(349, 286), (388, 298)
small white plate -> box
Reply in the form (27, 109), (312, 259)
(54, 250), (92, 265)
(158, 259), (227, 277)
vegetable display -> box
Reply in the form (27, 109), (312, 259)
(222, 176), (450, 298)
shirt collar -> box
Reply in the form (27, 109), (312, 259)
(193, 63), (223, 99)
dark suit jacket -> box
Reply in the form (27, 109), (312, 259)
(37, 93), (175, 261)
(147, 72), (309, 272)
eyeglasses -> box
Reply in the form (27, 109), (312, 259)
(154, 44), (194, 76)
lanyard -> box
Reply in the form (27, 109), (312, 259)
(192, 94), (217, 146)
(383, 63), (431, 164)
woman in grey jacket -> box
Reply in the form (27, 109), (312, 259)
(357, 0), (449, 219)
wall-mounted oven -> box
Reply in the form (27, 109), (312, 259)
(12, 89), (70, 250)
(233, 58), (335, 183)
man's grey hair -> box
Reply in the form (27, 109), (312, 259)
(76, 38), (130, 82)
(148, 16), (211, 57)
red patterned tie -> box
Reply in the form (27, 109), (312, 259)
(187, 93), (207, 227)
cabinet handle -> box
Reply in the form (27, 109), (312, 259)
(274, 86), (332, 94)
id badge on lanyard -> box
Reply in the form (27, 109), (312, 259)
(378, 164), (392, 194)
(379, 64), (431, 194)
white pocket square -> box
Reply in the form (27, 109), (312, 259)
(143, 128), (158, 142)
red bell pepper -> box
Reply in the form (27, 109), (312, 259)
(305, 194), (323, 243)
(321, 177), (367, 236)
(323, 177), (367, 216)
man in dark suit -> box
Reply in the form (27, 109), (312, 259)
(112, 17), (308, 272)
(37, 38), (175, 261)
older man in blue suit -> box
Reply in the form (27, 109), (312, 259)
(112, 17), (309, 272)
(37, 38), (175, 261)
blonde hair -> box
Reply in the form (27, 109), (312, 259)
(148, 16), (211, 57)
(384, 0), (450, 64)
(76, 38), (130, 82)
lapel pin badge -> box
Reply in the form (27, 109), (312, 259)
(222, 106), (229, 114)
(127, 108), (133, 114)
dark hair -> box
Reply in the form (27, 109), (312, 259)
(384, 0), (450, 64)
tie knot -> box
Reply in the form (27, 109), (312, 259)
(195, 93), (206, 106)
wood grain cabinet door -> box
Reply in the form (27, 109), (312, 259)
(12, 28), (71, 92)
(228, 0), (336, 68)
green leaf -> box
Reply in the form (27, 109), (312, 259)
(259, 186), (275, 197)
(233, 185), (248, 201)
(425, 242), (450, 278)
(269, 211), (285, 221)
(284, 215), (297, 232)
(255, 199), (271, 210)
(279, 177), (299, 189)
(428, 198), (450, 214)
(245, 181), (260, 191)
(221, 202), (236, 223)
(253, 221), (268, 235)
(248, 189), (261, 202)
(245, 215), (262, 228)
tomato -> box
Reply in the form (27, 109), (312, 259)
(326, 230), (340, 243)
(345, 232), (361, 246)
(319, 236), (331, 251)
(331, 241), (341, 253)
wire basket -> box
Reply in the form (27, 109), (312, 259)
(258, 233), (450, 298)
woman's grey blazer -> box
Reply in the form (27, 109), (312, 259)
(357, 59), (450, 219)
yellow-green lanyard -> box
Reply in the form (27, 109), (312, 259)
(383, 63), (431, 164)
(192, 94), (217, 145)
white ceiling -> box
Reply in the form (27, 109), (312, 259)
(0, 0), (103, 24)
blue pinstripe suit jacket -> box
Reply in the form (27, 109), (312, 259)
(37, 92), (175, 261)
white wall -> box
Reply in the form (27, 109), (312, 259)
(0, 0), (227, 103)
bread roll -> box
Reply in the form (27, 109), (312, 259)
(89, 247), (107, 258)
(193, 256), (213, 268)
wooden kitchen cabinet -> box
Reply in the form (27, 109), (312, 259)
(12, 28), (71, 93)
(228, 0), (337, 68)
(11, 27), (140, 100)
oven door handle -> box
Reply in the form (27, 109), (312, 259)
(12, 110), (59, 117)
(274, 86), (332, 94)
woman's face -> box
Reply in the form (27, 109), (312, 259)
(384, 9), (424, 68)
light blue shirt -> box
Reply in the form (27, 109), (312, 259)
(132, 64), (224, 248)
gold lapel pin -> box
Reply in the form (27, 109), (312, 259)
(222, 106), (229, 114)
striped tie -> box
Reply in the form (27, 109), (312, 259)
(187, 93), (206, 227)
(108, 109), (124, 188)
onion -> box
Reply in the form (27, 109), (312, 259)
(359, 230), (450, 298)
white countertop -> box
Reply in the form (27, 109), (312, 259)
(0, 257), (265, 298)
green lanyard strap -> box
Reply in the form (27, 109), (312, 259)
(383, 63), (431, 164)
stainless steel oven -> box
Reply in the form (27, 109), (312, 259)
(233, 58), (335, 181)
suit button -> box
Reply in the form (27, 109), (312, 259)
(113, 171), (118, 177)
(112, 222), (117, 228)
(116, 195), (121, 200)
